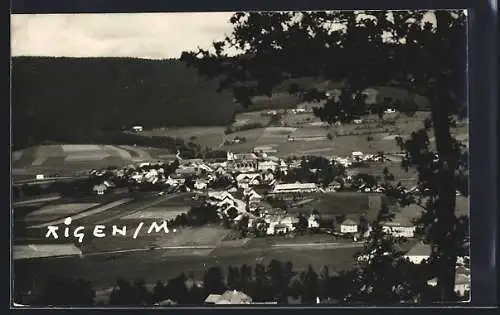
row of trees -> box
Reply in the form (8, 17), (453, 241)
(32, 258), (449, 306)
(277, 156), (346, 187)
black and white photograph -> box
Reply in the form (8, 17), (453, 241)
(11, 10), (470, 307)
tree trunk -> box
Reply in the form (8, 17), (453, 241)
(431, 10), (460, 303)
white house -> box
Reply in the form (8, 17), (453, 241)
(279, 160), (289, 172)
(265, 215), (297, 235)
(236, 173), (261, 188)
(351, 151), (364, 159)
(340, 219), (358, 234)
(308, 213), (320, 229)
(258, 160), (279, 172)
(403, 242), (431, 264)
(247, 192), (262, 203)
(273, 224), (289, 235)
(263, 172), (275, 182)
(132, 125), (143, 132)
(92, 184), (107, 195)
(382, 221), (416, 238)
(228, 187), (238, 193)
(270, 182), (319, 198)
(35, 174), (45, 180)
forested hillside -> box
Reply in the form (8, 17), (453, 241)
(11, 57), (238, 150)
(11, 56), (430, 150)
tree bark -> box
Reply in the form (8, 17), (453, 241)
(430, 95), (458, 302)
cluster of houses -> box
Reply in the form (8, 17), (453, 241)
(83, 148), (432, 241)
(88, 161), (187, 195)
(203, 189), (320, 236)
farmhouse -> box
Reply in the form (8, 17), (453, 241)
(132, 125), (143, 132)
(243, 188), (263, 201)
(340, 219), (358, 234)
(258, 160), (279, 172)
(382, 221), (416, 238)
(92, 184), (107, 195)
(235, 173), (261, 188)
(269, 182), (319, 199)
(308, 213), (320, 229)
(265, 214), (297, 235)
(382, 203), (422, 238)
(403, 242), (431, 264)
(194, 179), (208, 190)
(351, 151), (364, 160)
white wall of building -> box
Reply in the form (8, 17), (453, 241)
(341, 224), (358, 234)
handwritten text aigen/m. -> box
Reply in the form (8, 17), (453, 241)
(45, 217), (176, 243)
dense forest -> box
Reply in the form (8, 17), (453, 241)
(11, 57), (239, 150)
(11, 56), (429, 151)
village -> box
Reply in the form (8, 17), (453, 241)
(13, 139), (471, 305)
(74, 148), (428, 241)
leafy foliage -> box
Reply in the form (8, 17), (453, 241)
(181, 10), (468, 302)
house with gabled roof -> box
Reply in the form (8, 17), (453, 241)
(403, 242), (431, 264)
(341, 219), (358, 234)
(235, 173), (261, 188)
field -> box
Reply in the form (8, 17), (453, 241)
(214, 111), (468, 158)
(23, 202), (101, 223)
(11, 144), (173, 178)
(231, 111), (271, 127)
(289, 192), (381, 221)
(14, 237), (362, 290)
(138, 127), (227, 149)
(13, 189), (372, 294)
(13, 192), (468, 298)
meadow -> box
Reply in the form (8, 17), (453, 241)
(14, 237), (362, 290)
(11, 144), (175, 178)
(288, 192), (380, 221)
